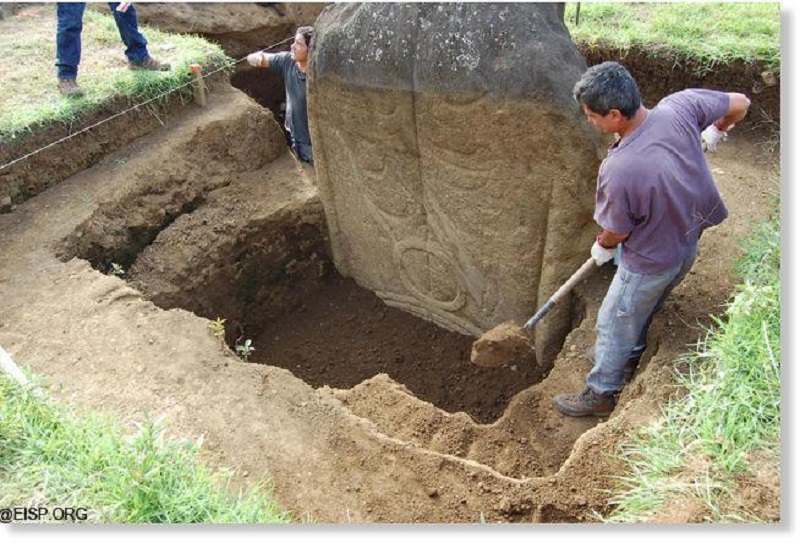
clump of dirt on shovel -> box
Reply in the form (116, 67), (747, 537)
(470, 321), (535, 368)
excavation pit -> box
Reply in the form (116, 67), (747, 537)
(248, 272), (544, 423)
(57, 150), (545, 425)
(231, 66), (291, 146)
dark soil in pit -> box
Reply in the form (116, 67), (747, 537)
(251, 273), (542, 424)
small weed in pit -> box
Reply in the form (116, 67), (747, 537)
(235, 339), (255, 362)
(208, 317), (226, 348)
(109, 262), (125, 277)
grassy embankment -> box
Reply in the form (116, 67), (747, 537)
(0, 371), (290, 523)
(565, 2), (780, 71)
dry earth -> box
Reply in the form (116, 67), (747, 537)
(0, 6), (781, 526)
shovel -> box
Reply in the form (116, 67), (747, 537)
(470, 256), (598, 367)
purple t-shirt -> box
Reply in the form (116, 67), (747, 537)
(594, 89), (730, 274)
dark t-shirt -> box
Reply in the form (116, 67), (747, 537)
(269, 52), (310, 144)
(594, 89), (730, 274)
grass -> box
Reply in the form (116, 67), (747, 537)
(565, 2), (781, 74)
(0, 372), (291, 524)
(0, 5), (234, 144)
(602, 187), (781, 523)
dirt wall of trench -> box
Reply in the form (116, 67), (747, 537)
(579, 44), (780, 132)
(0, 73), (230, 214)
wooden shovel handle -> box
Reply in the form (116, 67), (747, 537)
(550, 257), (597, 305)
(524, 257), (597, 332)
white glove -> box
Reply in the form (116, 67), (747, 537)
(246, 52), (264, 68)
(591, 241), (616, 266)
(701, 124), (727, 152)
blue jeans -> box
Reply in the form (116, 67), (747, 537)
(587, 244), (698, 394)
(56, 3), (149, 79)
(291, 137), (314, 165)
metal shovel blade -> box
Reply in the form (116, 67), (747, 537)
(470, 257), (597, 368)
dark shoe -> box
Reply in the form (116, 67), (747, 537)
(58, 78), (84, 97)
(129, 56), (170, 71)
(553, 387), (616, 417)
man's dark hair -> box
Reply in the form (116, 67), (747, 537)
(573, 61), (641, 119)
(297, 26), (314, 49)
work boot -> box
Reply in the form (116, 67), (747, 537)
(553, 387), (616, 417)
(58, 78), (84, 97)
(129, 56), (171, 71)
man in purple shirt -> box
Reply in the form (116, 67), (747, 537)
(553, 61), (751, 417)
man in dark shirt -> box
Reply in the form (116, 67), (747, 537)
(553, 61), (751, 417)
(247, 26), (314, 165)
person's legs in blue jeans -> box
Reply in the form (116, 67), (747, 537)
(56, 2), (86, 79)
(630, 245), (697, 359)
(588, 247), (698, 395)
(107, 3), (149, 63)
(588, 267), (676, 395)
(591, 244), (698, 375)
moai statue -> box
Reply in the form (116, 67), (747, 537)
(308, 3), (605, 366)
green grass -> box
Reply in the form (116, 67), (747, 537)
(0, 372), (291, 524)
(602, 188), (781, 523)
(0, 5), (234, 144)
(565, 2), (781, 73)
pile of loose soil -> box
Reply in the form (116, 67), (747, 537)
(470, 321), (535, 369)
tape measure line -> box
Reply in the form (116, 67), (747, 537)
(0, 36), (294, 173)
